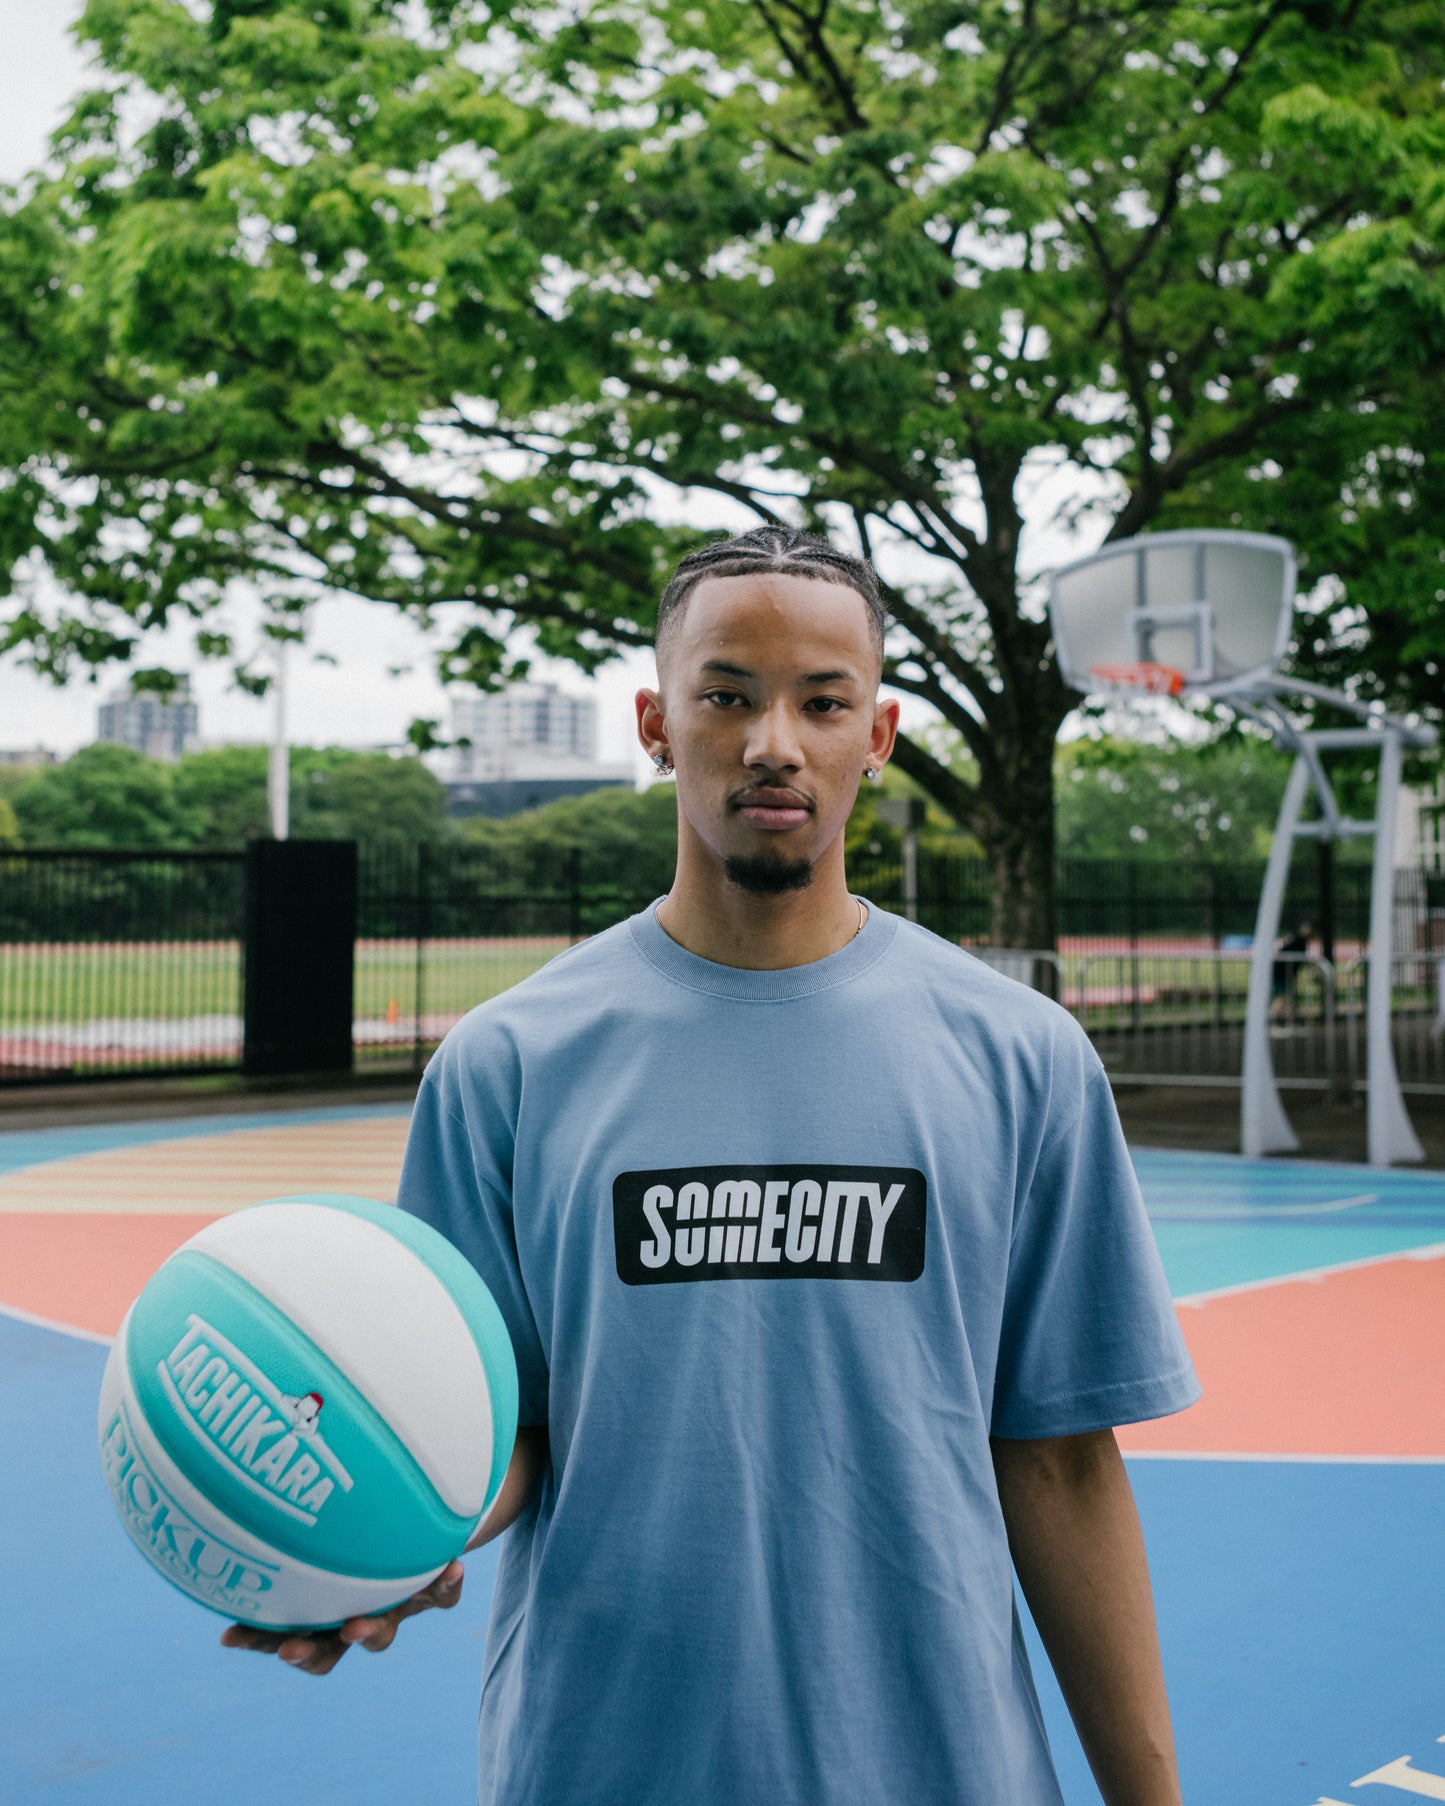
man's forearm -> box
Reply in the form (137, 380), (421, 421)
(467, 1424), (548, 1550)
(991, 1428), (1183, 1806)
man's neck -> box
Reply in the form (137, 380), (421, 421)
(656, 846), (863, 971)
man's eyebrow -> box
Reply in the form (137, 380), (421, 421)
(697, 659), (859, 684)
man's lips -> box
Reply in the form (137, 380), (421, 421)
(732, 791), (813, 830)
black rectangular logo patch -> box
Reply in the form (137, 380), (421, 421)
(613, 1165), (926, 1286)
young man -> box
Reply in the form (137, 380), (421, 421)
(225, 527), (1199, 1805)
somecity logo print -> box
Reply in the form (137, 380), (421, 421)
(614, 1165), (926, 1285)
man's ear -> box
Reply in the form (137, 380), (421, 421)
(869, 697), (901, 770)
(636, 687), (668, 763)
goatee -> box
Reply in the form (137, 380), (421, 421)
(724, 852), (814, 895)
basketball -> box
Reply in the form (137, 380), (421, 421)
(96, 1192), (518, 1632)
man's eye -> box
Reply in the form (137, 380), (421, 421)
(807, 697), (846, 713)
(703, 690), (746, 707)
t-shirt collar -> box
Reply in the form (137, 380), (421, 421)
(628, 896), (898, 1001)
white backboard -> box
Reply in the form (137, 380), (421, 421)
(1049, 530), (1296, 699)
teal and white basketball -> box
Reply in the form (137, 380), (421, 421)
(97, 1193), (518, 1632)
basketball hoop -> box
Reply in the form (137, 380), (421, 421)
(1087, 661), (1186, 697)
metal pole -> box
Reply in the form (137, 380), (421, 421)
(412, 841), (427, 1075)
(267, 640), (289, 841)
(1317, 837), (1336, 970)
(1129, 864), (1141, 1035)
(902, 824), (919, 924)
(1242, 754), (1310, 1156)
(1367, 729), (1424, 1164)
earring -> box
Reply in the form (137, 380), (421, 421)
(863, 765), (880, 783)
(653, 753), (674, 775)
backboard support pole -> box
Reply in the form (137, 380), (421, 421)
(1241, 755), (1308, 1157)
(1240, 722), (1424, 1166)
(1367, 729), (1424, 1165)
(1048, 526), (1434, 1169)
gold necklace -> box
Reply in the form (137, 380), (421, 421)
(851, 896), (866, 941)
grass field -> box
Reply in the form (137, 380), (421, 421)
(355, 936), (568, 1023)
(0, 937), (571, 1029)
(0, 934), (1434, 1088)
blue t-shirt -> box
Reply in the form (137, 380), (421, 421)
(397, 903), (1199, 1806)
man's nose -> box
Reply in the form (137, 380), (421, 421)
(743, 701), (804, 772)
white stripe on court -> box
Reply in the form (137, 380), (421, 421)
(1124, 1449), (1445, 1466)
(0, 1299), (113, 1346)
(1173, 1239), (1445, 1309)
(1149, 1191), (1378, 1222)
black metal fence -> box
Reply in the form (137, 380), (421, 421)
(0, 842), (1435, 1084)
(353, 841), (656, 1069)
(849, 850), (1385, 955)
(0, 849), (245, 1079)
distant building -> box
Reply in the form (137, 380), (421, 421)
(449, 683), (598, 779)
(97, 677), (199, 763)
(0, 747), (57, 768)
(444, 682), (631, 817)
(445, 773), (633, 820)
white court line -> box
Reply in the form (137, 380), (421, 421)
(1124, 1449), (1445, 1466)
(0, 1299), (113, 1346)
(1174, 1239), (1445, 1308)
(1150, 1191), (1379, 1222)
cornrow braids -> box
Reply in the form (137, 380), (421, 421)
(656, 528), (886, 663)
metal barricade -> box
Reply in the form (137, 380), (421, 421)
(967, 946), (1339, 1088)
(1339, 954), (1445, 1094)
(968, 948), (1065, 1002)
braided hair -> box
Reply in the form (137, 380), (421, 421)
(656, 527), (886, 663)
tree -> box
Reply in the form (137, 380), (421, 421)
(11, 742), (198, 847)
(172, 743), (270, 844)
(2, 0), (1442, 940)
(8, 740), (449, 849)
(1054, 735), (1291, 864)
(289, 749), (450, 848)
(460, 782), (679, 899)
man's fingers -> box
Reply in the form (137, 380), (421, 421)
(220, 1624), (293, 1655)
(220, 1560), (467, 1670)
(280, 1636), (349, 1675)
(336, 1562), (465, 1643)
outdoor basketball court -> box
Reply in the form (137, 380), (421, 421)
(4, 1104), (1445, 1805)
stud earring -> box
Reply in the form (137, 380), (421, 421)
(653, 753), (674, 775)
(863, 765), (880, 783)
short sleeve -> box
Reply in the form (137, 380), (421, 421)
(990, 1061), (1200, 1439)
(396, 1053), (550, 1427)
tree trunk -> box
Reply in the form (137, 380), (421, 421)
(888, 671), (1065, 951)
(974, 750), (1057, 951)
(976, 806), (1056, 950)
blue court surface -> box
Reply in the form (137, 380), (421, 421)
(4, 1115), (1445, 1804)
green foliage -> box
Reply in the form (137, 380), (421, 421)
(289, 749), (450, 849)
(172, 743), (270, 843)
(12, 742), (199, 847)
(5, 740), (449, 849)
(2, 0), (1443, 935)
(845, 763), (983, 864)
(460, 783), (678, 899)
(1055, 737), (1292, 863)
